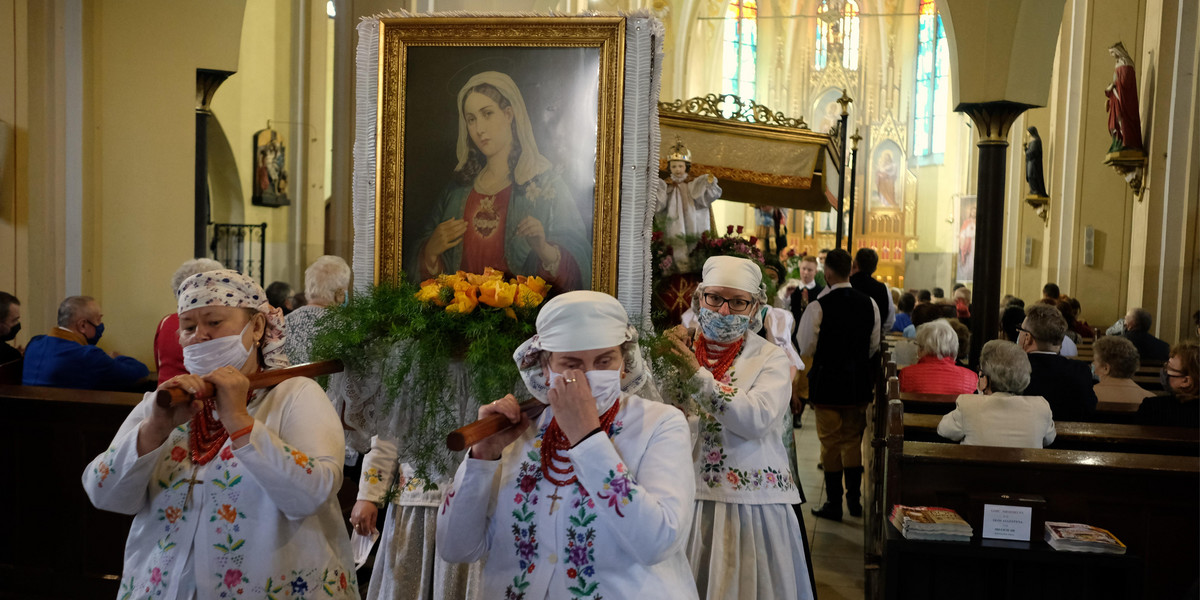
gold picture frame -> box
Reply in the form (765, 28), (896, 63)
(373, 17), (626, 295)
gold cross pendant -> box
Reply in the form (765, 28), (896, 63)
(547, 489), (563, 515)
(181, 466), (203, 509)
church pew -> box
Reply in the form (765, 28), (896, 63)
(0, 384), (143, 597)
(863, 355), (897, 597)
(902, 412), (1200, 456)
(898, 391), (1147, 424)
(879, 399), (1200, 600)
(0, 358), (20, 385)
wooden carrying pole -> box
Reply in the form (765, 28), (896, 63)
(446, 399), (547, 452)
(154, 359), (345, 408)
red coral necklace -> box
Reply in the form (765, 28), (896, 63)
(541, 400), (622, 487)
(695, 334), (744, 383)
(188, 389), (255, 465)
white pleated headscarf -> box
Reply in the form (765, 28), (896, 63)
(454, 71), (551, 186)
(513, 291), (651, 402)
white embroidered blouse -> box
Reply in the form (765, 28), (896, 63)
(436, 393), (698, 600)
(82, 377), (358, 599)
(691, 334), (802, 505)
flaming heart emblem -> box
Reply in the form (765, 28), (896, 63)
(473, 196), (501, 238)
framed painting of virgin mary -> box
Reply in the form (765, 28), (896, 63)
(373, 17), (625, 294)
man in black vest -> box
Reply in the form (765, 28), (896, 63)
(1019, 303), (1097, 421)
(849, 248), (895, 341)
(796, 249), (880, 521)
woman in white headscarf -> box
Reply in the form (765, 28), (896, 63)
(666, 256), (813, 600)
(410, 71), (591, 291)
(437, 291), (698, 599)
(83, 270), (358, 599)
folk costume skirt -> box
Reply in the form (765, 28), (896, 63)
(686, 500), (814, 600)
(367, 504), (481, 600)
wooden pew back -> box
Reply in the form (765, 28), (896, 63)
(0, 384), (143, 596)
(881, 399), (1200, 599)
(902, 412), (1200, 456)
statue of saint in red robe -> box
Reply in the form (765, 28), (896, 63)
(1105, 42), (1143, 153)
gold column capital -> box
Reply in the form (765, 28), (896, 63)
(196, 69), (235, 115)
(957, 101), (1036, 145)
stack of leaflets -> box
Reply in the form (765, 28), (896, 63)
(1044, 522), (1127, 554)
(890, 505), (973, 542)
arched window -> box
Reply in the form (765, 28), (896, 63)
(914, 0), (949, 159)
(722, 0), (758, 111)
(814, 0), (860, 71)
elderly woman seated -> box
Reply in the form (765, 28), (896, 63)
(1092, 336), (1155, 405)
(937, 340), (1057, 448)
(898, 319), (977, 394)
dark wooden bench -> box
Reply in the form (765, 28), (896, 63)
(877, 399), (1200, 600)
(898, 391), (1150, 424)
(0, 384), (144, 597)
(903, 412), (1200, 456)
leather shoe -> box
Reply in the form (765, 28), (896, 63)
(811, 501), (843, 521)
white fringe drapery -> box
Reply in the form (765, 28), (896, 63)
(347, 11), (663, 441)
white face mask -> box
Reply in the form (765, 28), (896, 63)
(547, 368), (622, 410)
(183, 321), (254, 376)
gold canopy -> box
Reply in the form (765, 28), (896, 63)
(658, 94), (842, 212)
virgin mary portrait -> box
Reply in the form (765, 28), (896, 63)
(407, 71), (591, 291)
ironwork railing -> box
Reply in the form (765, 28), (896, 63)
(209, 222), (267, 286)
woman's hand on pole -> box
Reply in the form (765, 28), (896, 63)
(205, 366), (255, 443)
(470, 394), (530, 461)
(138, 374), (205, 455)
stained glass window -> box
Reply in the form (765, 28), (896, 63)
(814, 0), (860, 71)
(722, 0), (758, 116)
(914, 0), (948, 158)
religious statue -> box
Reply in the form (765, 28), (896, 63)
(1024, 126), (1048, 197)
(875, 150), (898, 208)
(1104, 42), (1143, 153)
(655, 136), (722, 269)
(1102, 42), (1148, 196)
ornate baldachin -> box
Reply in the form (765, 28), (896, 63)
(659, 94), (809, 130)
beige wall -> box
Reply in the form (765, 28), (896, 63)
(87, 1), (246, 365)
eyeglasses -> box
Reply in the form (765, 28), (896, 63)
(1015, 326), (1031, 336)
(702, 292), (752, 312)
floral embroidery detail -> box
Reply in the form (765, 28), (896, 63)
(263, 576), (285, 598)
(210, 469), (244, 491)
(220, 445), (235, 461)
(506, 437), (546, 600)
(96, 460), (111, 487)
(118, 576), (134, 600)
(284, 445), (315, 474)
(213, 532), (246, 554)
(364, 467), (382, 485)
(213, 503), (245, 524)
(150, 567), (162, 585)
(440, 490), (455, 515)
(158, 505), (183, 524)
(724, 466), (795, 492)
(170, 446), (187, 462)
(698, 414), (728, 488)
(606, 419), (624, 438)
(565, 505), (599, 599)
(596, 463), (637, 517)
(291, 576), (308, 594)
(222, 567), (247, 589)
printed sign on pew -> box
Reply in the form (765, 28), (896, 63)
(972, 493), (1046, 542)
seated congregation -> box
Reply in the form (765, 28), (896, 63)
(3, 248), (1199, 599)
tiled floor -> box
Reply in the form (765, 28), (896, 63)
(794, 409), (867, 600)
